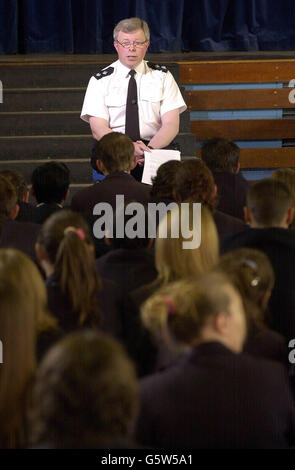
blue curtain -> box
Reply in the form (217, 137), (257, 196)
(0, 0), (18, 53)
(1, 0), (295, 54)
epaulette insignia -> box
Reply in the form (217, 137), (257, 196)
(93, 67), (114, 80)
(147, 62), (168, 73)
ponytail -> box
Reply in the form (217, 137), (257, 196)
(141, 273), (233, 348)
(38, 211), (102, 327)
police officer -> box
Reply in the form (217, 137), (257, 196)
(81, 17), (187, 180)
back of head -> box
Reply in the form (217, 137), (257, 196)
(174, 159), (217, 211)
(247, 178), (292, 227)
(0, 278), (36, 448)
(201, 138), (240, 173)
(113, 17), (150, 41)
(155, 204), (219, 283)
(0, 248), (55, 334)
(0, 175), (17, 218)
(0, 170), (28, 201)
(150, 160), (182, 200)
(271, 168), (295, 229)
(30, 330), (138, 448)
(109, 202), (152, 250)
(93, 132), (134, 173)
(31, 161), (70, 204)
(38, 210), (101, 327)
(141, 271), (243, 348)
(218, 248), (275, 328)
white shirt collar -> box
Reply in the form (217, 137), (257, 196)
(116, 59), (146, 78)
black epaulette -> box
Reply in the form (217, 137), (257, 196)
(147, 62), (168, 73)
(93, 66), (114, 80)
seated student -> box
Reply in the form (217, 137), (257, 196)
(222, 179), (295, 341)
(134, 272), (295, 449)
(150, 160), (182, 204)
(173, 159), (246, 243)
(0, 175), (40, 262)
(0, 169), (34, 222)
(96, 203), (157, 295)
(36, 210), (123, 339)
(29, 330), (138, 449)
(71, 132), (150, 215)
(0, 249), (60, 363)
(271, 168), (295, 229)
(201, 138), (249, 220)
(31, 161), (70, 224)
(0, 280), (36, 449)
(218, 247), (288, 365)
(124, 204), (219, 376)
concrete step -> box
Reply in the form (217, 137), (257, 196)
(0, 109), (191, 135)
(0, 158), (93, 184)
(0, 111), (90, 136)
(1, 88), (85, 112)
(0, 63), (180, 89)
(0, 132), (196, 159)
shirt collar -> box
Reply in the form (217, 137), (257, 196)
(116, 59), (146, 78)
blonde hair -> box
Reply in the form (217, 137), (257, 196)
(141, 272), (234, 348)
(0, 280), (36, 448)
(271, 168), (295, 229)
(155, 204), (219, 284)
(0, 249), (56, 333)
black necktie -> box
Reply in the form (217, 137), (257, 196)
(125, 69), (140, 142)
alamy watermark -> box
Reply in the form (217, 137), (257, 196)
(92, 196), (202, 249)
(0, 80), (3, 104)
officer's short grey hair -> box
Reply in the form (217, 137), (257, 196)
(113, 17), (150, 41)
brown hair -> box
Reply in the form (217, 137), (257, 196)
(155, 204), (219, 284)
(201, 138), (240, 173)
(0, 175), (17, 218)
(150, 160), (182, 200)
(141, 272), (233, 347)
(38, 210), (102, 327)
(0, 280), (36, 448)
(218, 248), (274, 329)
(247, 178), (292, 226)
(0, 170), (28, 201)
(174, 160), (218, 212)
(29, 330), (138, 448)
(271, 168), (295, 229)
(95, 132), (134, 173)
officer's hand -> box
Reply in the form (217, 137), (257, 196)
(133, 140), (151, 157)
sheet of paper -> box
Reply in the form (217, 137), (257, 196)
(141, 149), (181, 185)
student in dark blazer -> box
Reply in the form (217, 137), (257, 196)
(71, 132), (150, 215)
(31, 161), (70, 225)
(0, 169), (35, 222)
(173, 159), (246, 244)
(201, 138), (249, 221)
(124, 205), (220, 376)
(36, 210), (123, 339)
(222, 178), (295, 342)
(218, 247), (288, 366)
(134, 273), (295, 449)
(0, 175), (40, 263)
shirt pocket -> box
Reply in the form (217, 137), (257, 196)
(105, 94), (126, 108)
(140, 87), (163, 103)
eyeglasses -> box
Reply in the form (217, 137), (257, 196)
(116, 40), (148, 49)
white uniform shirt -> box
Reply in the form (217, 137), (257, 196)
(81, 60), (187, 141)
